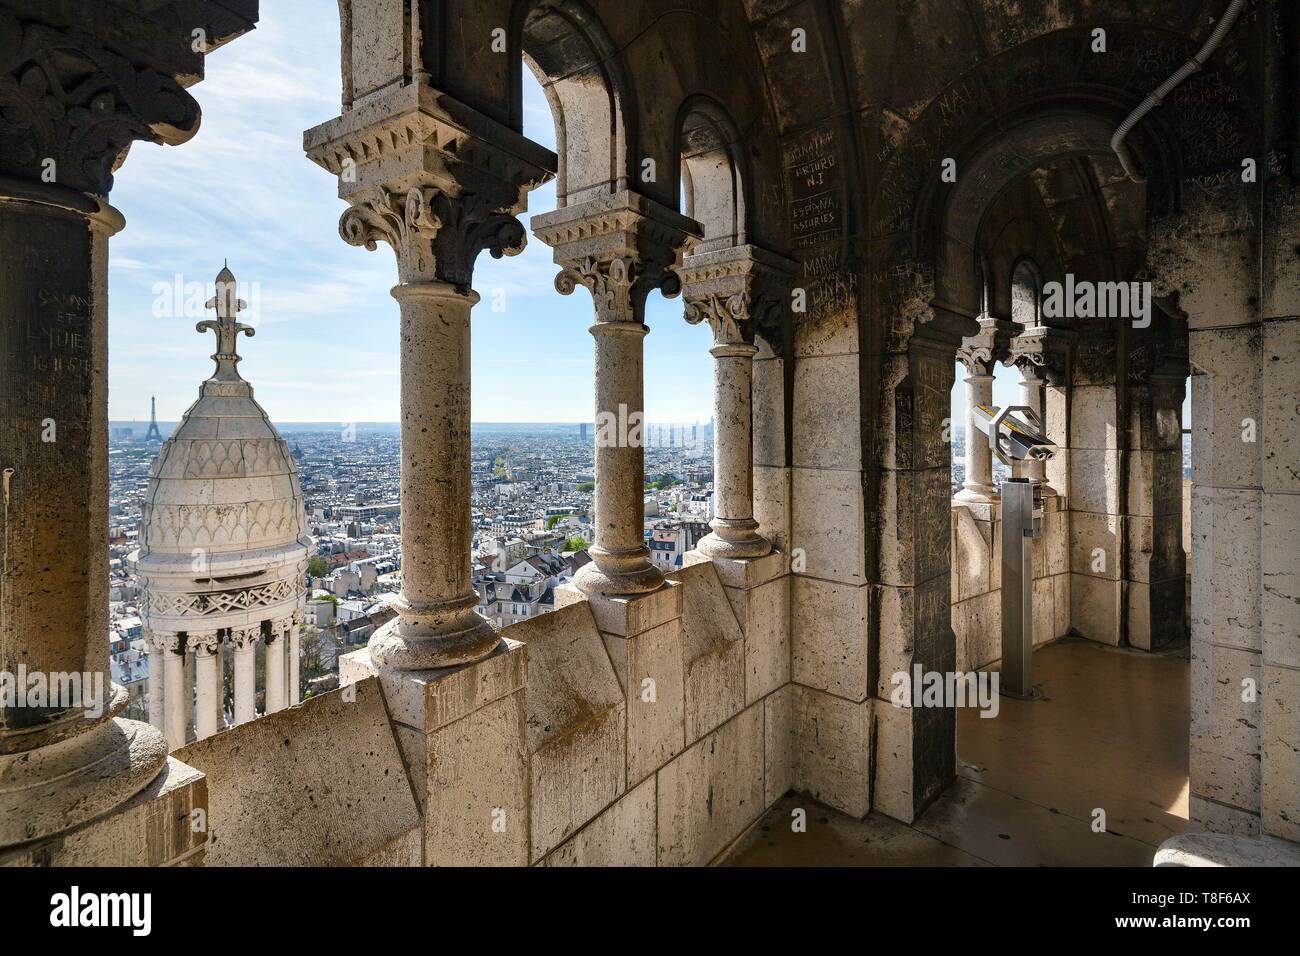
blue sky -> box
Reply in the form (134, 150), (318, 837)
(106, 0), (714, 425)
(106, 1), (1165, 434)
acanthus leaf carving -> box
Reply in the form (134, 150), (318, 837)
(339, 185), (526, 288)
(0, 12), (202, 195)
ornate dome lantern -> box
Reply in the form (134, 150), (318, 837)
(137, 265), (310, 748)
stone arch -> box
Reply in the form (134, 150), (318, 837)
(866, 86), (1188, 821)
(675, 94), (748, 253)
(510, 0), (632, 206)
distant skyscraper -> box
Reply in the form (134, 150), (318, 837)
(579, 422), (589, 442)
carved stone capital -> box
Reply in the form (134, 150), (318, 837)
(146, 630), (182, 655)
(1009, 325), (1075, 384)
(533, 191), (701, 325)
(306, 82), (555, 288)
(0, 7), (216, 196)
(186, 631), (220, 656)
(678, 244), (796, 349)
(957, 312), (1019, 375)
(338, 184), (526, 287)
(956, 345), (994, 375)
(229, 626), (260, 651)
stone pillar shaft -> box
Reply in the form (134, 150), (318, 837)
(533, 192), (700, 595)
(587, 315), (659, 590)
(264, 632), (285, 715)
(233, 632), (256, 725)
(964, 370), (996, 496)
(371, 283), (497, 670)
(0, 187), (167, 845)
(698, 343), (767, 557)
(288, 618), (301, 706)
(192, 639), (218, 741)
(146, 634), (165, 735)
(214, 637), (225, 728)
(163, 636), (186, 752)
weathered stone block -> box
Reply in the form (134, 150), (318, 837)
(763, 684), (794, 805)
(1070, 510), (1121, 580)
(0, 757), (206, 867)
(1194, 486), (1262, 652)
(1069, 449), (1122, 514)
(1261, 491), (1300, 669)
(793, 576), (870, 701)
(520, 603), (627, 861)
(791, 466), (866, 585)
(724, 575), (791, 705)
(540, 776), (656, 867)
(412, 687), (530, 866)
(1070, 384), (1119, 449)
(1070, 574), (1121, 644)
(558, 581), (682, 638)
(872, 696), (913, 823)
(754, 464), (791, 552)
(366, 637), (526, 733)
(753, 354), (787, 468)
(1261, 664), (1299, 843)
(667, 562), (745, 743)
(792, 685), (871, 818)
(176, 678), (421, 866)
(953, 588), (999, 671)
(793, 352), (861, 469)
(1262, 318), (1300, 492)
(614, 619), (686, 786)
(656, 705), (764, 866)
(1190, 325), (1263, 490)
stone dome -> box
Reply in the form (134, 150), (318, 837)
(137, 266), (309, 635)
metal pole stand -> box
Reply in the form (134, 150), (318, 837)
(999, 477), (1044, 700)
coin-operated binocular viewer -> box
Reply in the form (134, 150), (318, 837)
(971, 404), (1057, 699)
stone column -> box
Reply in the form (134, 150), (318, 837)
(678, 245), (794, 559)
(145, 631), (167, 735)
(955, 348), (997, 501)
(231, 627), (257, 725)
(163, 634), (187, 753)
(214, 634), (226, 728)
(0, 184), (168, 843)
(289, 612), (301, 705)
(0, 2), (248, 860)
(533, 192), (700, 595)
(183, 646), (196, 742)
(306, 52), (554, 863)
(264, 625), (286, 715)
(319, 182), (548, 669)
(190, 632), (219, 741)
(953, 313), (1017, 504)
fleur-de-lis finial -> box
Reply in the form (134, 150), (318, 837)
(196, 263), (254, 380)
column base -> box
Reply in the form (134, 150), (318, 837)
(0, 685), (168, 847)
(575, 546), (664, 597)
(953, 485), (998, 505)
(369, 606), (500, 670)
(696, 519), (770, 559)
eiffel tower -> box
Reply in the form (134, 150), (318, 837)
(144, 396), (163, 442)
